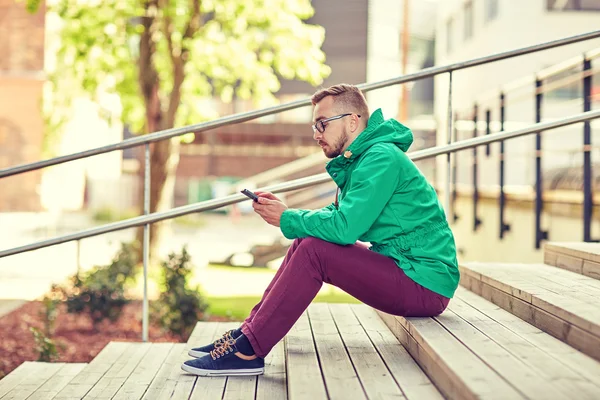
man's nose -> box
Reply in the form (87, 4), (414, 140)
(313, 129), (322, 141)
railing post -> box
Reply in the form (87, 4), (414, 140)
(583, 56), (595, 242)
(473, 104), (482, 231)
(445, 71), (453, 222)
(143, 143), (150, 342)
(452, 112), (460, 222)
(535, 78), (549, 249)
(499, 92), (511, 239)
(485, 109), (491, 156)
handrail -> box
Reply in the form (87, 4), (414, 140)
(1, 29), (600, 180)
(2, 108), (598, 259)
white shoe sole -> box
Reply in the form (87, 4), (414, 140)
(188, 349), (209, 358)
(181, 363), (264, 376)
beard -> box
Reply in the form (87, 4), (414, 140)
(322, 128), (349, 159)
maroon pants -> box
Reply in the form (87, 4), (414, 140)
(241, 237), (449, 358)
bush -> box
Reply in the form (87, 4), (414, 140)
(59, 242), (139, 327)
(30, 292), (62, 362)
(152, 246), (207, 338)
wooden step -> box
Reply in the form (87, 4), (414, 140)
(0, 362), (86, 399)
(460, 261), (600, 362)
(377, 286), (600, 400)
(544, 242), (600, 279)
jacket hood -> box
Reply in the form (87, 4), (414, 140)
(345, 108), (413, 157)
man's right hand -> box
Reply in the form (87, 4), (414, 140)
(254, 191), (283, 203)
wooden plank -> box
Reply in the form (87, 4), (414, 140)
(434, 309), (554, 400)
(328, 304), (406, 399)
(28, 363), (87, 400)
(461, 263), (600, 337)
(449, 294), (600, 399)
(308, 303), (366, 399)
(456, 287), (600, 387)
(112, 343), (174, 400)
(377, 311), (523, 400)
(555, 254), (584, 274)
(399, 313), (524, 399)
(285, 310), (328, 400)
(461, 274), (600, 362)
(543, 250), (558, 267)
(188, 322), (239, 400)
(352, 305), (443, 400)
(82, 343), (152, 399)
(141, 343), (186, 399)
(54, 342), (132, 400)
(545, 242), (600, 264)
(256, 341), (287, 400)
(0, 362), (39, 398)
(1, 362), (64, 400)
(156, 322), (231, 399)
(583, 260), (600, 280)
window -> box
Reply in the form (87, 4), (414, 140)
(464, 1), (473, 40)
(547, 0), (600, 11)
(446, 18), (454, 53)
(485, 0), (499, 21)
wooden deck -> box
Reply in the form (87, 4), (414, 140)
(4, 241), (600, 399)
(0, 304), (442, 400)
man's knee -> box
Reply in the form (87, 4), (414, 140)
(297, 236), (336, 252)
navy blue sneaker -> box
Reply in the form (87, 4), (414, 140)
(181, 335), (264, 376)
(188, 328), (242, 358)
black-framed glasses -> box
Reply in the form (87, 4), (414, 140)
(312, 113), (360, 134)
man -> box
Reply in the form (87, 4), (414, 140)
(182, 84), (460, 377)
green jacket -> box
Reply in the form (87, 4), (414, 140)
(280, 108), (460, 298)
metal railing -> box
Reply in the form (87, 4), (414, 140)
(450, 45), (600, 245)
(2, 30), (600, 342)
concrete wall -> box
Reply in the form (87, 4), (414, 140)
(450, 192), (600, 264)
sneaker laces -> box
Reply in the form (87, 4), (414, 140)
(212, 329), (235, 348)
(210, 338), (236, 360)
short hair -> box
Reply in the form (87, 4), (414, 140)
(311, 84), (369, 119)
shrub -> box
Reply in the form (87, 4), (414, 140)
(60, 242), (139, 327)
(30, 327), (59, 362)
(30, 292), (62, 362)
(152, 246), (207, 338)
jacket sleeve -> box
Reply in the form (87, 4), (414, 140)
(279, 147), (401, 245)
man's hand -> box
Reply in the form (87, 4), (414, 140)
(252, 191), (288, 227)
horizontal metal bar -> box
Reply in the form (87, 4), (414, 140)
(537, 45), (600, 80)
(2, 30), (600, 179)
(1, 109), (599, 260)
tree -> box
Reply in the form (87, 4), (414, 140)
(24, 0), (330, 261)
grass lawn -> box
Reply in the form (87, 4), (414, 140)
(200, 264), (361, 320)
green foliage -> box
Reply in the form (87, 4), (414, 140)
(19, 0), (42, 13)
(30, 327), (59, 362)
(37, 0), (330, 155)
(92, 207), (139, 223)
(59, 242), (139, 327)
(151, 246), (207, 338)
(29, 290), (62, 362)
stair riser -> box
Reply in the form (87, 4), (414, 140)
(544, 250), (600, 280)
(460, 274), (600, 362)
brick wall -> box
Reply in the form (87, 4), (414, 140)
(0, 0), (46, 211)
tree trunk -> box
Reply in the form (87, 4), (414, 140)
(134, 0), (197, 264)
(136, 137), (180, 263)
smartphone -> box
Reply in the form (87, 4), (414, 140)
(240, 189), (259, 202)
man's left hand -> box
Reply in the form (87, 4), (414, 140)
(252, 195), (288, 227)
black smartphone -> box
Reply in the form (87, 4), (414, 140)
(240, 189), (259, 202)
